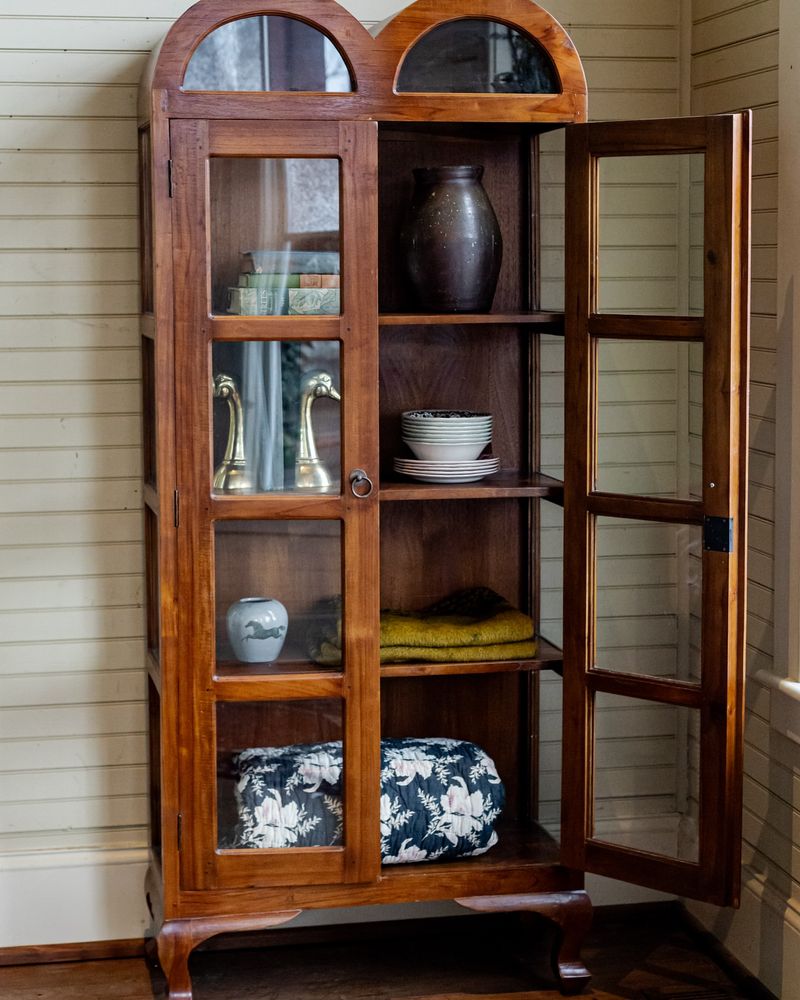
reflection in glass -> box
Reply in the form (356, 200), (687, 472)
(217, 699), (344, 850)
(210, 157), (340, 316)
(396, 19), (559, 94)
(598, 154), (704, 315)
(592, 692), (699, 862)
(595, 517), (702, 682)
(595, 340), (703, 499)
(184, 16), (352, 91)
(212, 341), (341, 494)
(214, 519), (342, 669)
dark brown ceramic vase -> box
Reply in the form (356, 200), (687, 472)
(400, 165), (503, 312)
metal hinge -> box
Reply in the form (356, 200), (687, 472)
(173, 489), (180, 528)
(703, 515), (734, 553)
(177, 813), (183, 852)
(167, 159), (174, 198)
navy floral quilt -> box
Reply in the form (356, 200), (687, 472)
(228, 737), (505, 863)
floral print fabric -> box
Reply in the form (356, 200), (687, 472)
(229, 737), (505, 863)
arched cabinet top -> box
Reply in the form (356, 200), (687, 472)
(141, 0), (587, 123)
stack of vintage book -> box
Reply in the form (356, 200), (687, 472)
(226, 249), (340, 315)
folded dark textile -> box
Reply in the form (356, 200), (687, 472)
(308, 587), (537, 665)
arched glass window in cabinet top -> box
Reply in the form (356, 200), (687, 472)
(183, 15), (353, 91)
(396, 18), (559, 94)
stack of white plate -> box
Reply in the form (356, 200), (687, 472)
(393, 455), (500, 483)
(397, 409), (499, 482)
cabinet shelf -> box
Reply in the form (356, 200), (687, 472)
(381, 819), (561, 884)
(213, 638), (562, 688)
(379, 638), (563, 678)
(214, 662), (344, 701)
(380, 471), (564, 502)
(379, 311), (564, 330)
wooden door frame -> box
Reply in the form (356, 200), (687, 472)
(561, 113), (751, 906)
(170, 117), (381, 892)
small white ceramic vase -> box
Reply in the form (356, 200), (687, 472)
(226, 597), (288, 663)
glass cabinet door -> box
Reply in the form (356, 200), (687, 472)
(561, 114), (750, 906)
(170, 119), (380, 890)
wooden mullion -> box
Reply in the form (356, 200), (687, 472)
(587, 669), (703, 709)
(584, 842), (705, 901)
(209, 495), (344, 520)
(587, 493), (703, 524)
(378, 311), (565, 326)
(213, 675), (345, 701)
(211, 316), (340, 342)
(588, 315), (704, 341)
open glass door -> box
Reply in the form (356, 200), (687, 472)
(561, 114), (750, 905)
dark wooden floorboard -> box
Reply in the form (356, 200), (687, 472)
(0, 905), (754, 1000)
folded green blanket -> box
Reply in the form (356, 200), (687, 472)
(309, 587), (537, 665)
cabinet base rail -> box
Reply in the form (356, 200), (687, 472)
(152, 891), (592, 999)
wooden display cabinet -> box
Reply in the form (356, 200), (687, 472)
(139, 1), (751, 997)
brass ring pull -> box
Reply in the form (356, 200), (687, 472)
(349, 469), (374, 498)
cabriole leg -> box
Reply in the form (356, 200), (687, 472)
(153, 910), (302, 999)
(156, 921), (195, 1000)
(455, 889), (593, 995)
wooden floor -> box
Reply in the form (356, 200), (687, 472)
(0, 904), (762, 1000)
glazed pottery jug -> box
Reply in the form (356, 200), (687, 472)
(227, 596), (288, 663)
(400, 165), (503, 312)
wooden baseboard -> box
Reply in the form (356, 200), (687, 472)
(0, 938), (145, 968)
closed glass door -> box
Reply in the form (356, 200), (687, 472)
(171, 118), (380, 890)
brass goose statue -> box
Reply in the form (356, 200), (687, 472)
(296, 369), (341, 491)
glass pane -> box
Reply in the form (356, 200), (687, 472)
(593, 692), (699, 863)
(598, 154), (704, 315)
(540, 333), (564, 480)
(142, 335), (156, 487)
(184, 16), (352, 92)
(217, 699), (344, 850)
(212, 341), (341, 495)
(210, 157), (341, 316)
(538, 129), (565, 312)
(595, 340), (703, 499)
(214, 520), (342, 671)
(595, 517), (702, 682)
(538, 499), (563, 834)
(396, 19), (559, 94)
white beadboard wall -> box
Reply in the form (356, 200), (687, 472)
(682, 3), (800, 1000)
(538, 0), (693, 868)
(0, 0), (791, 967)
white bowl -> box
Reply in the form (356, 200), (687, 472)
(401, 429), (493, 441)
(403, 434), (492, 448)
(402, 409), (490, 421)
(402, 412), (492, 430)
(404, 440), (488, 461)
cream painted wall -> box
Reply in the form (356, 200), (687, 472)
(682, 3), (800, 999)
(0, 3), (793, 985)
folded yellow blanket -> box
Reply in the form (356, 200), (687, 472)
(314, 637), (538, 665)
(309, 587), (537, 665)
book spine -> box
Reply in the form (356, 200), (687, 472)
(242, 273), (301, 288)
(227, 287), (289, 315)
(288, 288), (340, 315)
(299, 274), (341, 288)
